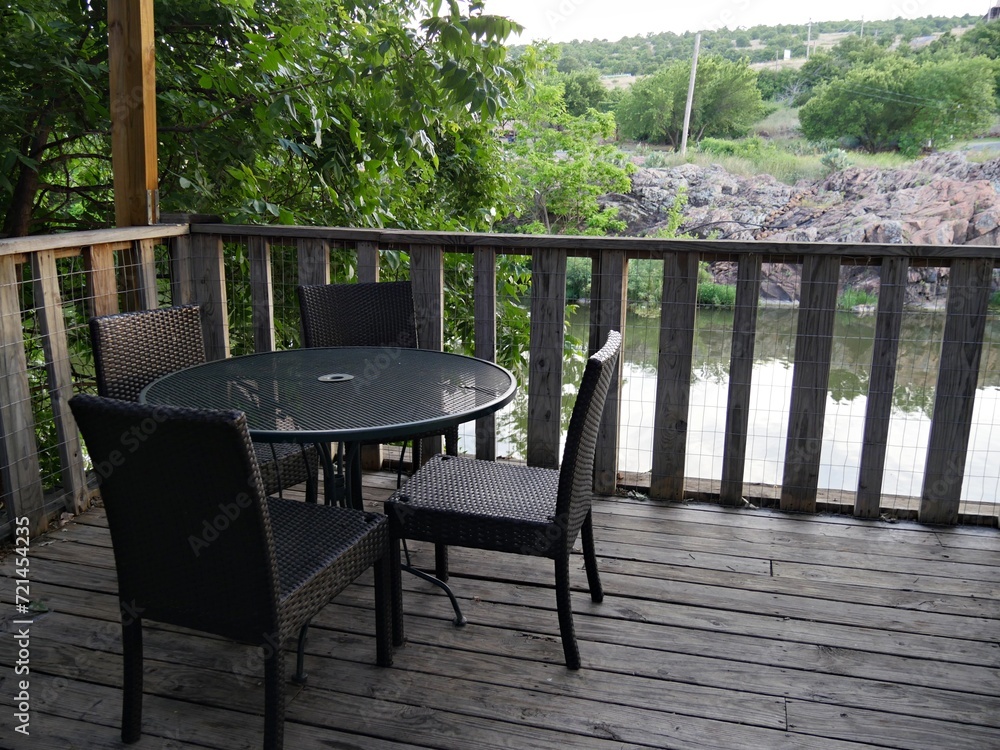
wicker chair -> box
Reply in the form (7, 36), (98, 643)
(384, 330), (622, 669)
(297, 280), (457, 577)
(89, 305), (319, 504)
(69, 395), (393, 749)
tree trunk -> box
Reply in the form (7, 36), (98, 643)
(2, 120), (52, 238)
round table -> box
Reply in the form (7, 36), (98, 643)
(140, 346), (517, 506)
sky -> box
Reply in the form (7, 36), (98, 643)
(483, 0), (993, 44)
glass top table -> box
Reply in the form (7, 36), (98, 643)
(139, 346), (517, 505)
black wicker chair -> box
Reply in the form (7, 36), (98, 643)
(89, 305), (319, 504)
(384, 330), (622, 669)
(69, 395), (393, 750)
(297, 280), (457, 576)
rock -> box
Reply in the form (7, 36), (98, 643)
(598, 152), (1000, 304)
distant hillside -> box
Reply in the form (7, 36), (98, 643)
(511, 15), (980, 77)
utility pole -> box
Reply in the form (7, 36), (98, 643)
(807, 19), (811, 59)
(680, 32), (700, 157)
(860, 16), (864, 38)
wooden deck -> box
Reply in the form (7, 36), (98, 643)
(1, 470), (999, 750)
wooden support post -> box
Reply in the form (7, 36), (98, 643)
(109, 0), (159, 227)
(297, 238), (331, 287)
(474, 247), (498, 461)
(720, 253), (762, 506)
(650, 251), (699, 500)
(356, 241), (380, 284)
(411, 245), (445, 461)
(120, 238), (158, 311)
(920, 258), (993, 524)
(527, 248), (567, 469)
(249, 236), (275, 353)
(84, 242), (125, 319)
(186, 233), (229, 361)
(856, 258), (908, 518)
(589, 249), (627, 495)
(31, 251), (88, 514)
(781, 254), (839, 513)
(0, 257), (45, 534)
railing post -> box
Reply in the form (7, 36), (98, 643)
(84, 242), (125, 318)
(474, 246), (498, 461)
(589, 249), (627, 494)
(186, 233), (230, 361)
(356, 241), (379, 284)
(297, 238), (331, 287)
(119, 238), (159, 311)
(781, 254), (839, 513)
(856, 257), (908, 518)
(411, 244), (445, 460)
(0, 256), (45, 535)
(527, 248), (567, 469)
(249, 235), (275, 353)
(720, 253), (762, 506)
(31, 251), (89, 514)
(650, 250), (699, 500)
(920, 258), (993, 524)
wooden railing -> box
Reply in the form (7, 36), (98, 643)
(1, 222), (998, 538)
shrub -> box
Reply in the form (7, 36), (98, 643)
(697, 282), (737, 308)
(838, 289), (878, 310)
(821, 148), (851, 173)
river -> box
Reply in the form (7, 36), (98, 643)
(460, 304), (1000, 509)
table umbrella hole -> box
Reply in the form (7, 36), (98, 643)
(318, 373), (354, 382)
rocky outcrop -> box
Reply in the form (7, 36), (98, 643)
(600, 152), (1000, 305)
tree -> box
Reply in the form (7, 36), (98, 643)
(615, 56), (766, 148)
(559, 68), (607, 116)
(1, 0), (528, 236)
(502, 47), (633, 235)
(798, 56), (996, 155)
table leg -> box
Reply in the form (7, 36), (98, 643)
(344, 441), (364, 511)
(318, 442), (347, 506)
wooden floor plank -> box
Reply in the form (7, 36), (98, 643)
(1, 471), (997, 750)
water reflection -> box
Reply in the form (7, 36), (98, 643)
(461, 305), (1000, 506)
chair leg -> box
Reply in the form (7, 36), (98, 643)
(293, 625), (309, 684)
(304, 464), (318, 505)
(390, 537), (405, 647)
(434, 543), (449, 582)
(263, 646), (286, 750)
(554, 553), (581, 670)
(374, 548), (395, 666)
(120, 610), (143, 743)
(435, 428), (458, 581)
(581, 511), (604, 603)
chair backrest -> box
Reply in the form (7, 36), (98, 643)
(69, 394), (280, 644)
(297, 281), (418, 349)
(555, 330), (622, 548)
(90, 305), (206, 401)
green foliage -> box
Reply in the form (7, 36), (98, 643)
(559, 68), (607, 116)
(615, 56), (767, 149)
(502, 45), (633, 235)
(566, 256), (591, 300)
(799, 55), (996, 155)
(698, 136), (767, 158)
(821, 148), (852, 173)
(697, 282), (736, 308)
(838, 289), (878, 310)
(1, 0), (529, 235)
